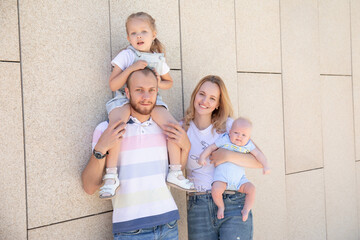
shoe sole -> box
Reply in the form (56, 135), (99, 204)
(166, 181), (197, 192)
(99, 185), (120, 200)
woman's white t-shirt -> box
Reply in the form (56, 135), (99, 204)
(186, 118), (234, 192)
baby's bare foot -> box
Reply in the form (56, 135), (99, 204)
(241, 208), (249, 222)
(217, 207), (225, 219)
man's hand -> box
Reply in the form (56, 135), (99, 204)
(94, 120), (126, 154)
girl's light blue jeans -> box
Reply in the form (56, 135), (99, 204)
(187, 192), (253, 240)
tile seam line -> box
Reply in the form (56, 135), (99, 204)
(234, 0), (240, 116)
(17, 0), (29, 239)
(0, 60), (20, 63)
(349, 0), (360, 232)
(349, 0), (357, 165)
(178, 0), (185, 117)
(27, 211), (113, 231)
(285, 167), (324, 176)
(237, 71), (282, 75)
(234, 0), (239, 74)
(108, 0), (114, 98)
(278, 0), (287, 176)
(317, 2), (328, 238)
(320, 74), (352, 77)
(108, 0), (112, 68)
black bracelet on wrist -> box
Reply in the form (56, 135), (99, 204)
(93, 149), (108, 159)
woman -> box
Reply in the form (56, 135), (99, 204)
(165, 75), (262, 240)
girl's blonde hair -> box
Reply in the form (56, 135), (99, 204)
(183, 75), (234, 133)
(126, 12), (165, 54)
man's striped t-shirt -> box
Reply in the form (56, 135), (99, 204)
(92, 116), (179, 233)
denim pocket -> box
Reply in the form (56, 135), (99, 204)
(166, 220), (178, 229)
(187, 199), (195, 211)
(115, 229), (142, 236)
(227, 193), (244, 203)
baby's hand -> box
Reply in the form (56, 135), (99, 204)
(131, 60), (148, 71)
(263, 167), (271, 175)
(197, 157), (207, 166)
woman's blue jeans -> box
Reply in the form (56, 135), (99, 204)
(187, 192), (253, 240)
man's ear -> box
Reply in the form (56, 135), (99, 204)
(125, 87), (130, 100)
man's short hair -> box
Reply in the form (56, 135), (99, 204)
(126, 68), (158, 90)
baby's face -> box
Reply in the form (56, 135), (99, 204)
(229, 124), (251, 147)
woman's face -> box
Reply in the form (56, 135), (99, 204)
(193, 81), (220, 117)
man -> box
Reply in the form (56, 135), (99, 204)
(82, 68), (188, 239)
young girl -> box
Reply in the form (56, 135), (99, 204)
(164, 75), (263, 239)
(198, 117), (270, 221)
(99, 12), (194, 199)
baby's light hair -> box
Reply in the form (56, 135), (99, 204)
(126, 12), (165, 54)
(232, 117), (253, 130)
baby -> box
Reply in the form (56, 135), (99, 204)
(198, 117), (270, 221)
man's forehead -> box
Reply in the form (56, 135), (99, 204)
(129, 71), (157, 88)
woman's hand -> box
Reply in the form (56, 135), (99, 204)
(209, 148), (263, 168)
(209, 148), (228, 167)
(163, 122), (190, 151)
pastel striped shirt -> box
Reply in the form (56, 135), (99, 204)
(92, 117), (179, 233)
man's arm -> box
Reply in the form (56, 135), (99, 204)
(81, 120), (126, 195)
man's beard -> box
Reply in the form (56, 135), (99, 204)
(129, 95), (156, 115)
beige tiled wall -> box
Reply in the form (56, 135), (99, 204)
(280, 0), (323, 174)
(321, 76), (358, 239)
(319, 0), (351, 75)
(19, 0), (112, 229)
(352, 0), (360, 160)
(2, 1), (360, 239)
(0, 0), (19, 61)
(28, 212), (113, 240)
(237, 73), (286, 239)
(235, 0), (281, 73)
(286, 170), (327, 240)
(180, 0), (238, 116)
(0, 63), (27, 239)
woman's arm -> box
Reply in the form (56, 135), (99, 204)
(109, 61), (148, 91)
(163, 122), (190, 170)
(209, 148), (263, 168)
(81, 120), (126, 194)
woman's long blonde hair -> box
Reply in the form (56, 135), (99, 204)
(183, 75), (233, 133)
(126, 12), (165, 54)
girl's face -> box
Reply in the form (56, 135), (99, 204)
(193, 81), (220, 117)
(127, 18), (156, 52)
